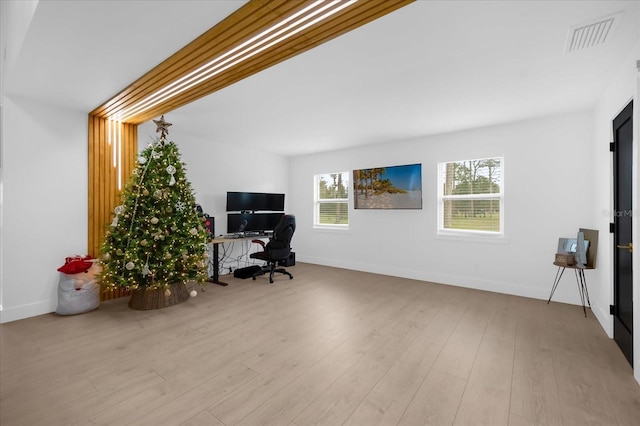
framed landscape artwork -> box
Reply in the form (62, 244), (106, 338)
(353, 163), (422, 209)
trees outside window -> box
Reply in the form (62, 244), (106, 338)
(438, 157), (503, 234)
(314, 172), (349, 228)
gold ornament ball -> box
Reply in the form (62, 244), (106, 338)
(164, 289), (172, 297)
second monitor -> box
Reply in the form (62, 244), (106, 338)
(227, 212), (284, 234)
(226, 191), (285, 212)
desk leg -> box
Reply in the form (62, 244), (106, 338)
(207, 242), (229, 286)
(547, 266), (565, 304)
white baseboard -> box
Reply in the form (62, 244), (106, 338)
(0, 300), (53, 324)
(298, 255), (574, 304)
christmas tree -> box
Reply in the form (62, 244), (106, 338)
(99, 116), (208, 297)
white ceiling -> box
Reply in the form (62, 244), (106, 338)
(4, 0), (639, 156)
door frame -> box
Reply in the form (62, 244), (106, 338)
(635, 92), (640, 383)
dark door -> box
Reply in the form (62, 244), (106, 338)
(613, 100), (633, 367)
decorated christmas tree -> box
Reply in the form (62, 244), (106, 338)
(99, 116), (208, 308)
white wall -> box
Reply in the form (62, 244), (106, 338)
(592, 40), (640, 382)
(290, 111), (596, 306)
(0, 95), (88, 323)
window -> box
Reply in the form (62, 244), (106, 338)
(314, 172), (349, 228)
(438, 157), (503, 234)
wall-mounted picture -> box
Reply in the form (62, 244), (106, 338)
(353, 163), (422, 209)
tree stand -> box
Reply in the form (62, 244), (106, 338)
(128, 282), (189, 310)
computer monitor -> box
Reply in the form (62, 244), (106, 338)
(227, 212), (284, 233)
(226, 192), (285, 212)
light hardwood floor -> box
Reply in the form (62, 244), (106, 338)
(1, 263), (639, 426)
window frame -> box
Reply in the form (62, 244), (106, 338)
(314, 172), (350, 230)
(437, 156), (504, 237)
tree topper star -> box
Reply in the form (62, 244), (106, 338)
(153, 115), (172, 139)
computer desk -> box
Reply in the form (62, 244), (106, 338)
(208, 235), (269, 286)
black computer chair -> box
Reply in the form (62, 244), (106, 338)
(250, 214), (296, 283)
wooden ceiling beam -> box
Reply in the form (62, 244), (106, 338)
(136, 0), (416, 118)
(90, 0), (414, 124)
(92, 0), (292, 118)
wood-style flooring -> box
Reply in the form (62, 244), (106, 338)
(1, 263), (639, 425)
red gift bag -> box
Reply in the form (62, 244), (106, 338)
(57, 255), (94, 274)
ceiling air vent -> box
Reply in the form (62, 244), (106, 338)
(565, 12), (622, 53)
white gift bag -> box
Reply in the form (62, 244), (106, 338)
(56, 263), (100, 315)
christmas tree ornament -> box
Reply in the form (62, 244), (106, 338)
(164, 288), (172, 297)
(138, 156), (147, 164)
(111, 205), (125, 227)
(190, 290), (198, 298)
(125, 261), (135, 270)
(150, 217), (159, 224)
(153, 115), (172, 139)
(166, 165), (177, 186)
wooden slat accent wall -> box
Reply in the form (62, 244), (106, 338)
(88, 115), (137, 301)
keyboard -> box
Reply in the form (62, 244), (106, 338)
(222, 232), (266, 239)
